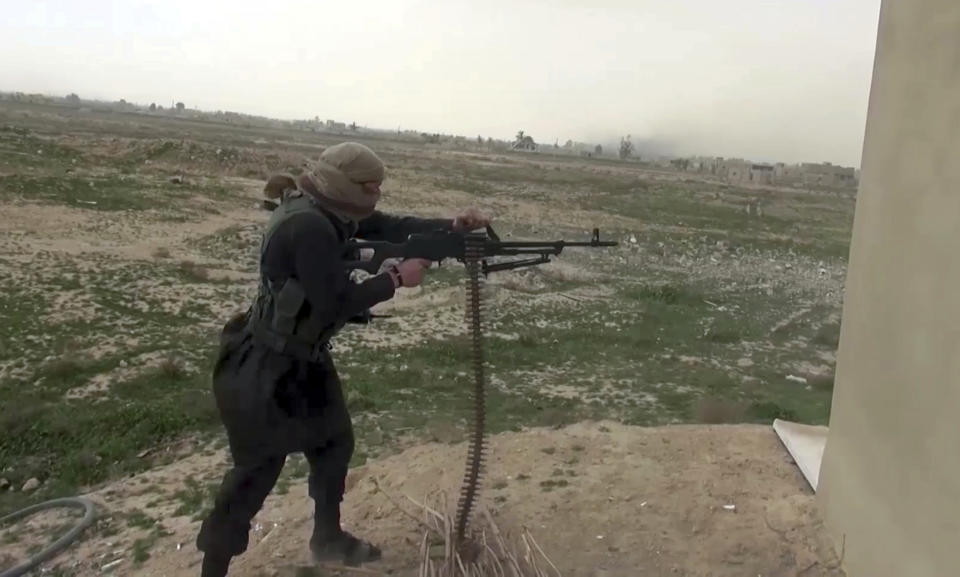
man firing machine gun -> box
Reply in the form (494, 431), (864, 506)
(195, 142), (616, 577)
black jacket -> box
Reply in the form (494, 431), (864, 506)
(211, 208), (453, 460)
(260, 208), (452, 332)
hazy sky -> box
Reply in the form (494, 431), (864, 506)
(1, 0), (881, 167)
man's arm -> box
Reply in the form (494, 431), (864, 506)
(286, 213), (397, 327)
(355, 210), (454, 243)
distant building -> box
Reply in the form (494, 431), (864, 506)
(750, 163), (774, 185)
(799, 162), (857, 187)
(690, 157), (723, 175)
(718, 159), (751, 184)
(680, 155), (858, 189)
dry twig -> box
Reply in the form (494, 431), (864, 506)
(412, 493), (562, 577)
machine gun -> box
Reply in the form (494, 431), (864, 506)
(342, 223), (617, 548)
(343, 225), (617, 275)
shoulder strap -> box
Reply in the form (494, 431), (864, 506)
(260, 190), (336, 261)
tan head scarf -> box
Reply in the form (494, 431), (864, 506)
(292, 142), (384, 222)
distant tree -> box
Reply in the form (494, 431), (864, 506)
(595, 144), (603, 156)
(149, 102), (157, 112)
(619, 135), (634, 160)
(65, 93), (80, 105)
(477, 135), (483, 144)
(175, 101), (185, 112)
(512, 130), (536, 150)
(554, 140), (559, 149)
(349, 121), (357, 131)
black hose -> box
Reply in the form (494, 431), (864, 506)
(0, 497), (97, 577)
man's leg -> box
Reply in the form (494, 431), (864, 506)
(196, 455), (286, 577)
(304, 425), (381, 566)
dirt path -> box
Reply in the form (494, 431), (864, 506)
(2, 422), (844, 577)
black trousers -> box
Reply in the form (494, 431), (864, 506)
(195, 425), (354, 557)
(196, 323), (354, 559)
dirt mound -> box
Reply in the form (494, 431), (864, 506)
(2, 422), (844, 577)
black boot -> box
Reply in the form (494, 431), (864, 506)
(310, 502), (381, 566)
(310, 530), (382, 567)
(200, 552), (232, 577)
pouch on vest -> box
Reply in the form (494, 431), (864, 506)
(272, 278), (306, 335)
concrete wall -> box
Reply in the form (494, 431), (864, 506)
(816, 2), (960, 576)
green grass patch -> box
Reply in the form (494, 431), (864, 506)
(131, 524), (173, 566)
(0, 361), (219, 516)
(171, 476), (219, 520)
(0, 174), (168, 211)
(813, 322), (842, 348)
(125, 509), (157, 530)
(0, 126), (86, 172)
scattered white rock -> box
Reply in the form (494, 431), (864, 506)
(629, 235), (637, 244)
(101, 558), (123, 571)
(737, 358), (754, 368)
(119, 360), (128, 368)
(786, 375), (808, 385)
(0, 478), (9, 491)
(723, 504), (736, 511)
(22, 477), (40, 492)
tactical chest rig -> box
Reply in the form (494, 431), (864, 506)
(248, 190), (356, 363)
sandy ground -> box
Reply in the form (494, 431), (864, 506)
(1, 422), (844, 577)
